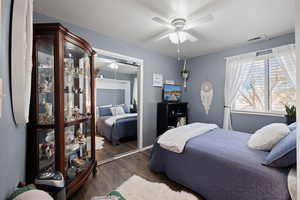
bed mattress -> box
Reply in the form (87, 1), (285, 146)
(149, 128), (290, 200)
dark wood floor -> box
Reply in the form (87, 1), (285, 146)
(96, 138), (137, 162)
(72, 151), (203, 200)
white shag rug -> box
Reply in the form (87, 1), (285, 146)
(115, 175), (199, 200)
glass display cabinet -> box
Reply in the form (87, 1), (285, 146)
(27, 23), (96, 197)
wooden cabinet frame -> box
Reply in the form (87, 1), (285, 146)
(27, 23), (96, 198)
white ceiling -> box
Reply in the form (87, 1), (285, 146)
(34, 0), (295, 58)
(95, 57), (138, 74)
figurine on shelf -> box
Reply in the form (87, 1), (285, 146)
(40, 143), (55, 159)
(72, 106), (81, 119)
(40, 98), (46, 109)
(78, 68), (84, 76)
(64, 59), (74, 73)
(46, 77), (53, 90)
(45, 131), (55, 144)
(45, 102), (53, 117)
(65, 77), (73, 93)
(76, 129), (86, 143)
(78, 88), (83, 94)
(46, 57), (53, 68)
(38, 113), (54, 125)
(65, 108), (73, 122)
(67, 166), (77, 179)
(65, 129), (75, 145)
(72, 87), (78, 94)
(71, 158), (86, 168)
(39, 79), (50, 92)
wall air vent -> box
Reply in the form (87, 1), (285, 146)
(248, 34), (269, 43)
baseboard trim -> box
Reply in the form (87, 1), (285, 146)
(97, 145), (153, 166)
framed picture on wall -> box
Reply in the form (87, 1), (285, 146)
(153, 73), (163, 87)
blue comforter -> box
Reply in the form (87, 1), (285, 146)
(97, 115), (137, 145)
(149, 128), (290, 200)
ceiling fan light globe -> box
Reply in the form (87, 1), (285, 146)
(109, 62), (119, 70)
(169, 31), (187, 44)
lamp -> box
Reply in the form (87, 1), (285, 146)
(169, 31), (187, 44)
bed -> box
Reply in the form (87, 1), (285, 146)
(149, 128), (291, 200)
(96, 113), (137, 145)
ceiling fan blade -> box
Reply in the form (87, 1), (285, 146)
(135, 0), (177, 20)
(152, 17), (173, 29)
(186, 29), (209, 42)
(187, 0), (226, 19)
(185, 32), (198, 42)
(147, 30), (173, 42)
(185, 14), (214, 30)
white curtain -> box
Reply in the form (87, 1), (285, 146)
(223, 53), (255, 129)
(273, 44), (296, 86)
(11, 0), (33, 124)
(132, 78), (138, 104)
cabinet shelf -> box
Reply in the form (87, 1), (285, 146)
(36, 116), (92, 129)
(64, 116), (92, 127)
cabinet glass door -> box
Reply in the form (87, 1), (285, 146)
(64, 41), (91, 122)
(36, 35), (55, 125)
(64, 120), (92, 183)
(38, 129), (55, 173)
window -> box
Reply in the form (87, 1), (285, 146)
(233, 55), (296, 114)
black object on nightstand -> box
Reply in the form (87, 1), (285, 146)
(157, 102), (188, 137)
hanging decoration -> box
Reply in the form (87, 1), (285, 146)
(176, 32), (190, 89)
(181, 60), (190, 88)
(200, 81), (214, 114)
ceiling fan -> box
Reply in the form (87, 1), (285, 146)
(151, 14), (214, 44)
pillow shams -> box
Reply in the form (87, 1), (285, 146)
(288, 122), (297, 132)
(99, 104), (113, 116)
(122, 104), (131, 113)
(248, 123), (290, 151)
(110, 106), (125, 116)
(262, 129), (296, 167)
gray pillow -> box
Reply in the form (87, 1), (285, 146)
(262, 129), (296, 168)
(288, 122), (297, 132)
(99, 105), (112, 116)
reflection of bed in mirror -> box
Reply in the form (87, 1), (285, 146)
(96, 104), (137, 145)
(95, 67), (138, 145)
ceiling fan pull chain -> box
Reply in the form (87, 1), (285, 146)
(176, 31), (182, 61)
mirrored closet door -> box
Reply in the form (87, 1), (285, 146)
(94, 50), (141, 163)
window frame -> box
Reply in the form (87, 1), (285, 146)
(231, 55), (294, 116)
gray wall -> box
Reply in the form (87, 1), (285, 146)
(34, 13), (182, 146)
(183, 33), (295, 133)
(97, 89), (125, 106)
(0, 0), (27, 199)
(99, 70), (136, 102)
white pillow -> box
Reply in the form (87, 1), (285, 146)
(248, 123), (290, 151)
(110, 106), (125, 116)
